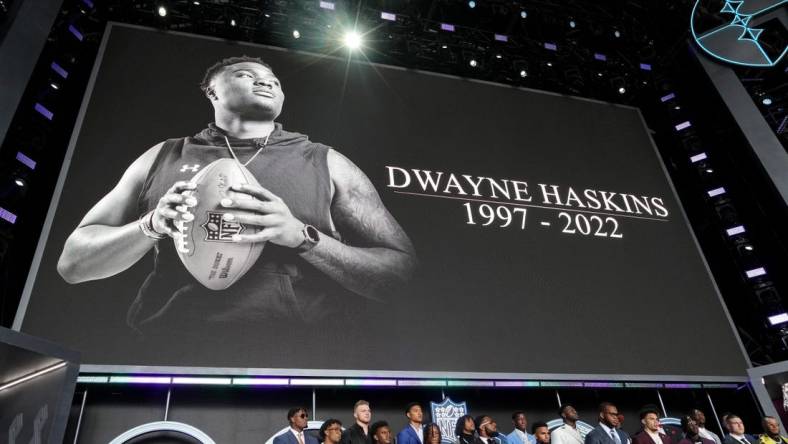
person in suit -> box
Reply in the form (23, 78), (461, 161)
(321, 419), (344, 444)
(533, 422), (551, 444)
(397, 403), (425, 444)
(342, 400), (372, 444)
(584, 402), (630, 444)
(690, 410), (722, 444)
(475, 415), (505, 444)
(632, 406), (673, 444)
(722, 415), (756, 444)
(677, 414), (715, 444)
(759, 416), (788, 444)
(552, 405), (584, 444)
(509, 412), (537, 444)
(371, 421), (392, 444)
(274, 407), (319, 444)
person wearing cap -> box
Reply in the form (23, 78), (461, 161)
(552, 405), (584, 444)
(585, 402), (630, 444)
(632, 405), (672, 444)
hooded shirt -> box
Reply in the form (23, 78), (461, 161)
(127, 123), (352, 334)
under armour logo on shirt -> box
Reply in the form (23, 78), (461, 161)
(180, 164), (201, 173)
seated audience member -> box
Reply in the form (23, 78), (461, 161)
(425, 423), (443, 444)
(585, 402), (630, 444)
(722, 415), (756, 444)
(371, 421), (392, 444)
(322, 419), (344, 444)
(274, 408), (319, 444)
(552, 405), (584, 444)
(759, 417), (788, 444)
(456, 414), (481, 444)
(398, 403), (425, 444)
(342, 401), (372, 444)
(690, 409), (722, 444)
(678, 415), (715, 444)
(509, 412), (537, 444)
(632, 405), (673, 444)
(533, 422), (551, 444)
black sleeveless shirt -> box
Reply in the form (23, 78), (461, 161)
(128, 123), (352, 333)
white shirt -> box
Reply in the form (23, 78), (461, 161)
(646, 430), (665, 444)
(730, 434), (751, 444)
(699, 428), (722, 444)
(291, 428), (306, 444)
(514, 430), (535, 444)
(552, 424), (584, 444)
(411, 424), (424, 443)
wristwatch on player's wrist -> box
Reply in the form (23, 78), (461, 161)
(295, 224), (320, 253)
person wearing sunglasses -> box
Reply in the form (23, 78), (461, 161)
(275, 408), (318, 444)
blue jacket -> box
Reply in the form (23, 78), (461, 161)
(397, 426), (421, 444)
(274, 430), (319, 444)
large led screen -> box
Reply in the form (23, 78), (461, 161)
(16, 23), (748, 378)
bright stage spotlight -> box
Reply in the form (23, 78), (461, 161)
(343, 30), (362, 50)
(157, 5), (167, 17)
(293, 29), (301, 39)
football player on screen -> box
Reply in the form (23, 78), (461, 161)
(57, 56), (416, 333)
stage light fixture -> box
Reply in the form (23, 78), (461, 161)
(441, 44), (448, 49)
(769, 313), (788, 326)
(569, 20), (576, 28)
(14, 179), (25, 187)
(762, 97), (772, 105)
(614, 30), (621, 38)
(293, 29), (301, 39)
(520, 10), (527, 19)
(230, 19), (236, 27)
(343, 30), (362, 50)
(381, 12), (396, 21)
(193, 1), (199, 4)
(705, 168), (714, 173)
(469, 59), (478, 67)
(468, 1), (476, 8)
(157, 5), (167, 17)
(50, 82), (59, 90)
(520, 70), (527, 77)
(495, 54), (502, 59)
(618, 87), (626, 94)
(745, 245), (754, 251)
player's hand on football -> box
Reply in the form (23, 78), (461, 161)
(221, 184), (305, 248)
(151, 181), (198, 236)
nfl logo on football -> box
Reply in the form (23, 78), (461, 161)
(202, 211), (245, 242)
(431, 398), (468, 444)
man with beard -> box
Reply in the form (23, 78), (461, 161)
(585, 402), (630, 444)
(677, 415), (715, 444)
(552, 405), (584, 444)
(475, 415), (505, 444)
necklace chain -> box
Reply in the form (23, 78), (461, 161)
(224, 134), (270, 167)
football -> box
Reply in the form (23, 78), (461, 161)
(173, 158), (265, 290)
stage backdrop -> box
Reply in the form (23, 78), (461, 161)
(15, 23), (748, 378)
